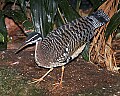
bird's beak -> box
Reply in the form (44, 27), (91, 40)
(15, 41), (29, 54)
(15, 32), (42, 54)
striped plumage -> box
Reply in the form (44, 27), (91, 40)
(15, 10), (109, 86)
(34, 9), (109, 68)
(16, 10), (109, 68)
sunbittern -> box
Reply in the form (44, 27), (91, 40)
(16, 9), (109, 88)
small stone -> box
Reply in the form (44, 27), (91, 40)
(31, 54), (34, 56)
(109, 85), (112, 87)
(12, 61), (19, 65)
(117, 91), (120, 94)
(2, 51), (5, 54)
(17, 56), (21, 59)
(102, 87), (105, 90)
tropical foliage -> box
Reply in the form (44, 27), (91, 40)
(0, 0), (119, 71)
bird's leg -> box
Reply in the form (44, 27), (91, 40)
(52, 66), (65, 90)
(59, 65), (65, 86)
(29, 68), (53, 84)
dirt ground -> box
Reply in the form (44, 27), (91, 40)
(0, 38), (120, 96)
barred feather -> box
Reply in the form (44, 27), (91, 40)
(35, 10), (110, 68)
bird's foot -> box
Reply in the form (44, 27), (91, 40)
(28, 77), (44, 84)
(52, 81), (63, 91)
(32, 78), (44, 83)
(51, 66), (64, 91)
(28, 68), (53, 84)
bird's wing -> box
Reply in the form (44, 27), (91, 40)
(55, 46), (70, 63)
(55, 40), (87, 64)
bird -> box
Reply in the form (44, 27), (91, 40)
(15, 9), (109, 87)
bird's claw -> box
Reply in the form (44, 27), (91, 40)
(52, 81), (63, 91)
(28, 78), (44, 84)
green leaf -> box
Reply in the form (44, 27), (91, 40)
(4, 10), (27, 23)
(105, 10), (120, 41)
(0, 33), (4, 43)
(89, 0), (106, 10)
(58, 0), (80, 23)
(54, 11), (64, 27)
(0, 11), (7, 50)
(68, 0), (81, 12)
(3, 10), (34, 34)
(30, 0), (58, 37)
(55, 0), (81, 28)
(22, 20), (34, 35)
(81, 43), (90, 61)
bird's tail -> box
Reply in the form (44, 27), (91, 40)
(92, 9), (110, 23)
(87, 9), (110, 29)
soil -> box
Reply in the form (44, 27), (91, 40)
(0, 38), (120, 96)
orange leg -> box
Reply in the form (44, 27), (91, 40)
(52, 66), (65, 90)
(29, 68), (54, 84)
(59, 66), (65, 86)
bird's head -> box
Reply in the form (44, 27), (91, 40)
(15, 32), (43, 53)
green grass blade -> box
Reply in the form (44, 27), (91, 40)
(0, 11), (7, 50)
(105, 10), (120, 41)
(0, 33), (4, 43)
(81, 43), (89, 61)
(58, 0), (80, 23)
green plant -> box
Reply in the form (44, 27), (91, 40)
(0, 0), (120, 71)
